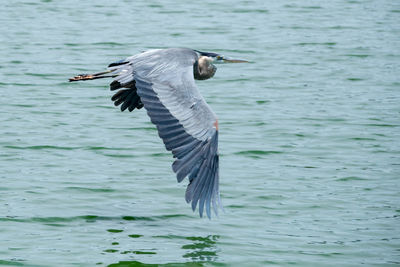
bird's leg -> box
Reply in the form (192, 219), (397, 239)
(69, 70), (117, 82)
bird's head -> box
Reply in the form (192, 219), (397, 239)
(194, 51), (248, 80)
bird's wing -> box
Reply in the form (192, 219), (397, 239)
(114, 48), (221, 218)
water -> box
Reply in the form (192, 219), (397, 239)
(0, 0), (399, 266)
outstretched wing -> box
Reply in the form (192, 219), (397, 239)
(111, 48), (221, 218)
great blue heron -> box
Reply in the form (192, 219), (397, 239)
(69, 48), (248, 218)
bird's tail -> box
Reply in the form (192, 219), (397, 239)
(68, 70), (116, 82)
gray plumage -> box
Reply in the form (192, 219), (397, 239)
(69, 48), (248, 218)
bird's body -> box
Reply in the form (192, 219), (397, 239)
(69, 48), (247, 218)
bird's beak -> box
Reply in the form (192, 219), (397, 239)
(212, 55), (249, 64)
(222, 58), (249, 63)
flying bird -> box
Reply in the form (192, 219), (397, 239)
(69, 48), (248, 218)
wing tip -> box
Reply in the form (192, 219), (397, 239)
(181, 132), (219, 219)
(186, 175), (222, 219)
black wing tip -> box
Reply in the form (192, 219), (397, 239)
(110, 80), (122, 91)
(111, 87), (143, 112)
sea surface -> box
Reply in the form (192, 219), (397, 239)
(0, 0), (399, 266)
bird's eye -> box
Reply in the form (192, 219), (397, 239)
(216, 56), (222, 60)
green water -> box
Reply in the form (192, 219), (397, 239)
(1, 0), (399, 266)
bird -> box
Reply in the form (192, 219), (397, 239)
(69, 48), (248, 218)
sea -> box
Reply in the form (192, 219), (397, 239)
(0, 0), (399, 266)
